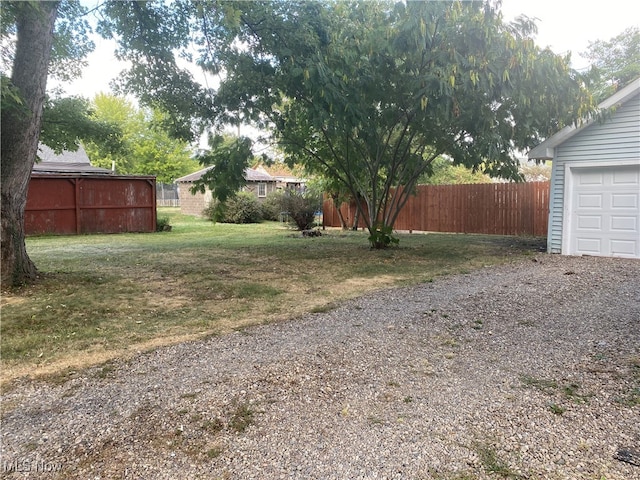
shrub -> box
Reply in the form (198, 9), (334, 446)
(156, 216), (172, 232)
(228, 192), (263, 223)
(368, 222), (399, 249)
(281, 189), (322, 230)
(204, 191), (263, 224)
(261, 190), (286, 221)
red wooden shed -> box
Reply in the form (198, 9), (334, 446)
(25, 145), (157, 235)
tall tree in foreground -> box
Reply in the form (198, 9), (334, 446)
(100, 1), (594, 248)
(212, 1), (594, 247)
(1, 0), (98, 286)
(1, 1), (60, 285)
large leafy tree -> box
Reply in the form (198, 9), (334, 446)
(99, 0), (595, 248)
(84, 94), (200, 183)
(1, 0), (221, 286)
(2, 1), (80, 285)
(1, 1), (120, 286)
(210, 1), (594, 247)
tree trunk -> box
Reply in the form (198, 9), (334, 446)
(351, 207), (360, 231)
(330, 194), (348, 229)
(1, 1), (59, 287)
(336, 208), (348, 230)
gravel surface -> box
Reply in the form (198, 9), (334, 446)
(1, 254), (639, 479)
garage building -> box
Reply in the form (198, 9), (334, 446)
(528, 78), (640, 259)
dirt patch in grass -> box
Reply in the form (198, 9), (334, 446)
(1, 332), (205, 388)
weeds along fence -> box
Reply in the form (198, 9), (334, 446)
(322, 181), (550, 237)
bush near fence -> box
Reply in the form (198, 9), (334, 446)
(322, 182), (549, 237)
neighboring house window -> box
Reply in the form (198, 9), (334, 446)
(258, 183), (267, 197)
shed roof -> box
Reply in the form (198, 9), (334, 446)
(175, 166), (275, 183)
(33, 144), (112, 175)
(528, 77), (640, 160)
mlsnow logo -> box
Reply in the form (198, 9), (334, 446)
(2, 457), (63, 473)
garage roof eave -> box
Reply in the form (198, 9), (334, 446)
(527, 77), (640, 161)
(528, 145), (557, 161)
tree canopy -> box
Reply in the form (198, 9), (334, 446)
(212, 1), (594, 246)
(100, 0), (594, 247)
(583, 26), (640, 102)
(40, 95), (120, 154)
(83, 93), (199, 183)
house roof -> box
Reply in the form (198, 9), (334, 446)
(175, 166), (213, 183)
(528, 77), (640, 160)
(254, 163), (306, 183)
(246, 168), (275, 182)
(175, 166), (276, 183)
(33, 144), (113, 175)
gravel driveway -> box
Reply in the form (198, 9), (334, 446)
(2, 254), (639, 479)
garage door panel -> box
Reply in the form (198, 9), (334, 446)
(612, 168), (639, 185)
(577, 194), (602, 208)
(568, 164), (640, 258)
(578, 172), (604, 185)
(575, 237), (601, 254)
(610, 216), (637, 232)
(611, 193), (638, 208)
(611, 240), (638, 256)
(577, 215), (602, 230)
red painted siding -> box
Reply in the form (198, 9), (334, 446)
(25, 174), (157, 235)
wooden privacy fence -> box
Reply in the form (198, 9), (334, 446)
(25, 174), (157, 235)
(323, 182), (550, 236)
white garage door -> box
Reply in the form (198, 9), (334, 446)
(568, 164), (640, 258)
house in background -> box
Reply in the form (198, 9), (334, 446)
(176, 166), (277, 216)
(254, 163), (306, 191)
(528, 77), (640, 259)
(34, 144), (112, 175)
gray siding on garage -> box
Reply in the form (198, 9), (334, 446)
(547, 164), (566, 253)
(557, 94), (640, 162)
(547, 93), (640, 253)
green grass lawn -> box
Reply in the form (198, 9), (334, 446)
(1, 207), (544, 385)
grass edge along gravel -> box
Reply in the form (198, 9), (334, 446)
(1, 207), (545, 387)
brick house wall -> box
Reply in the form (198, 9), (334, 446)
(178, 181), (278, 217)
(175, 166), (282, 217)
(177, 183), (211, 216)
